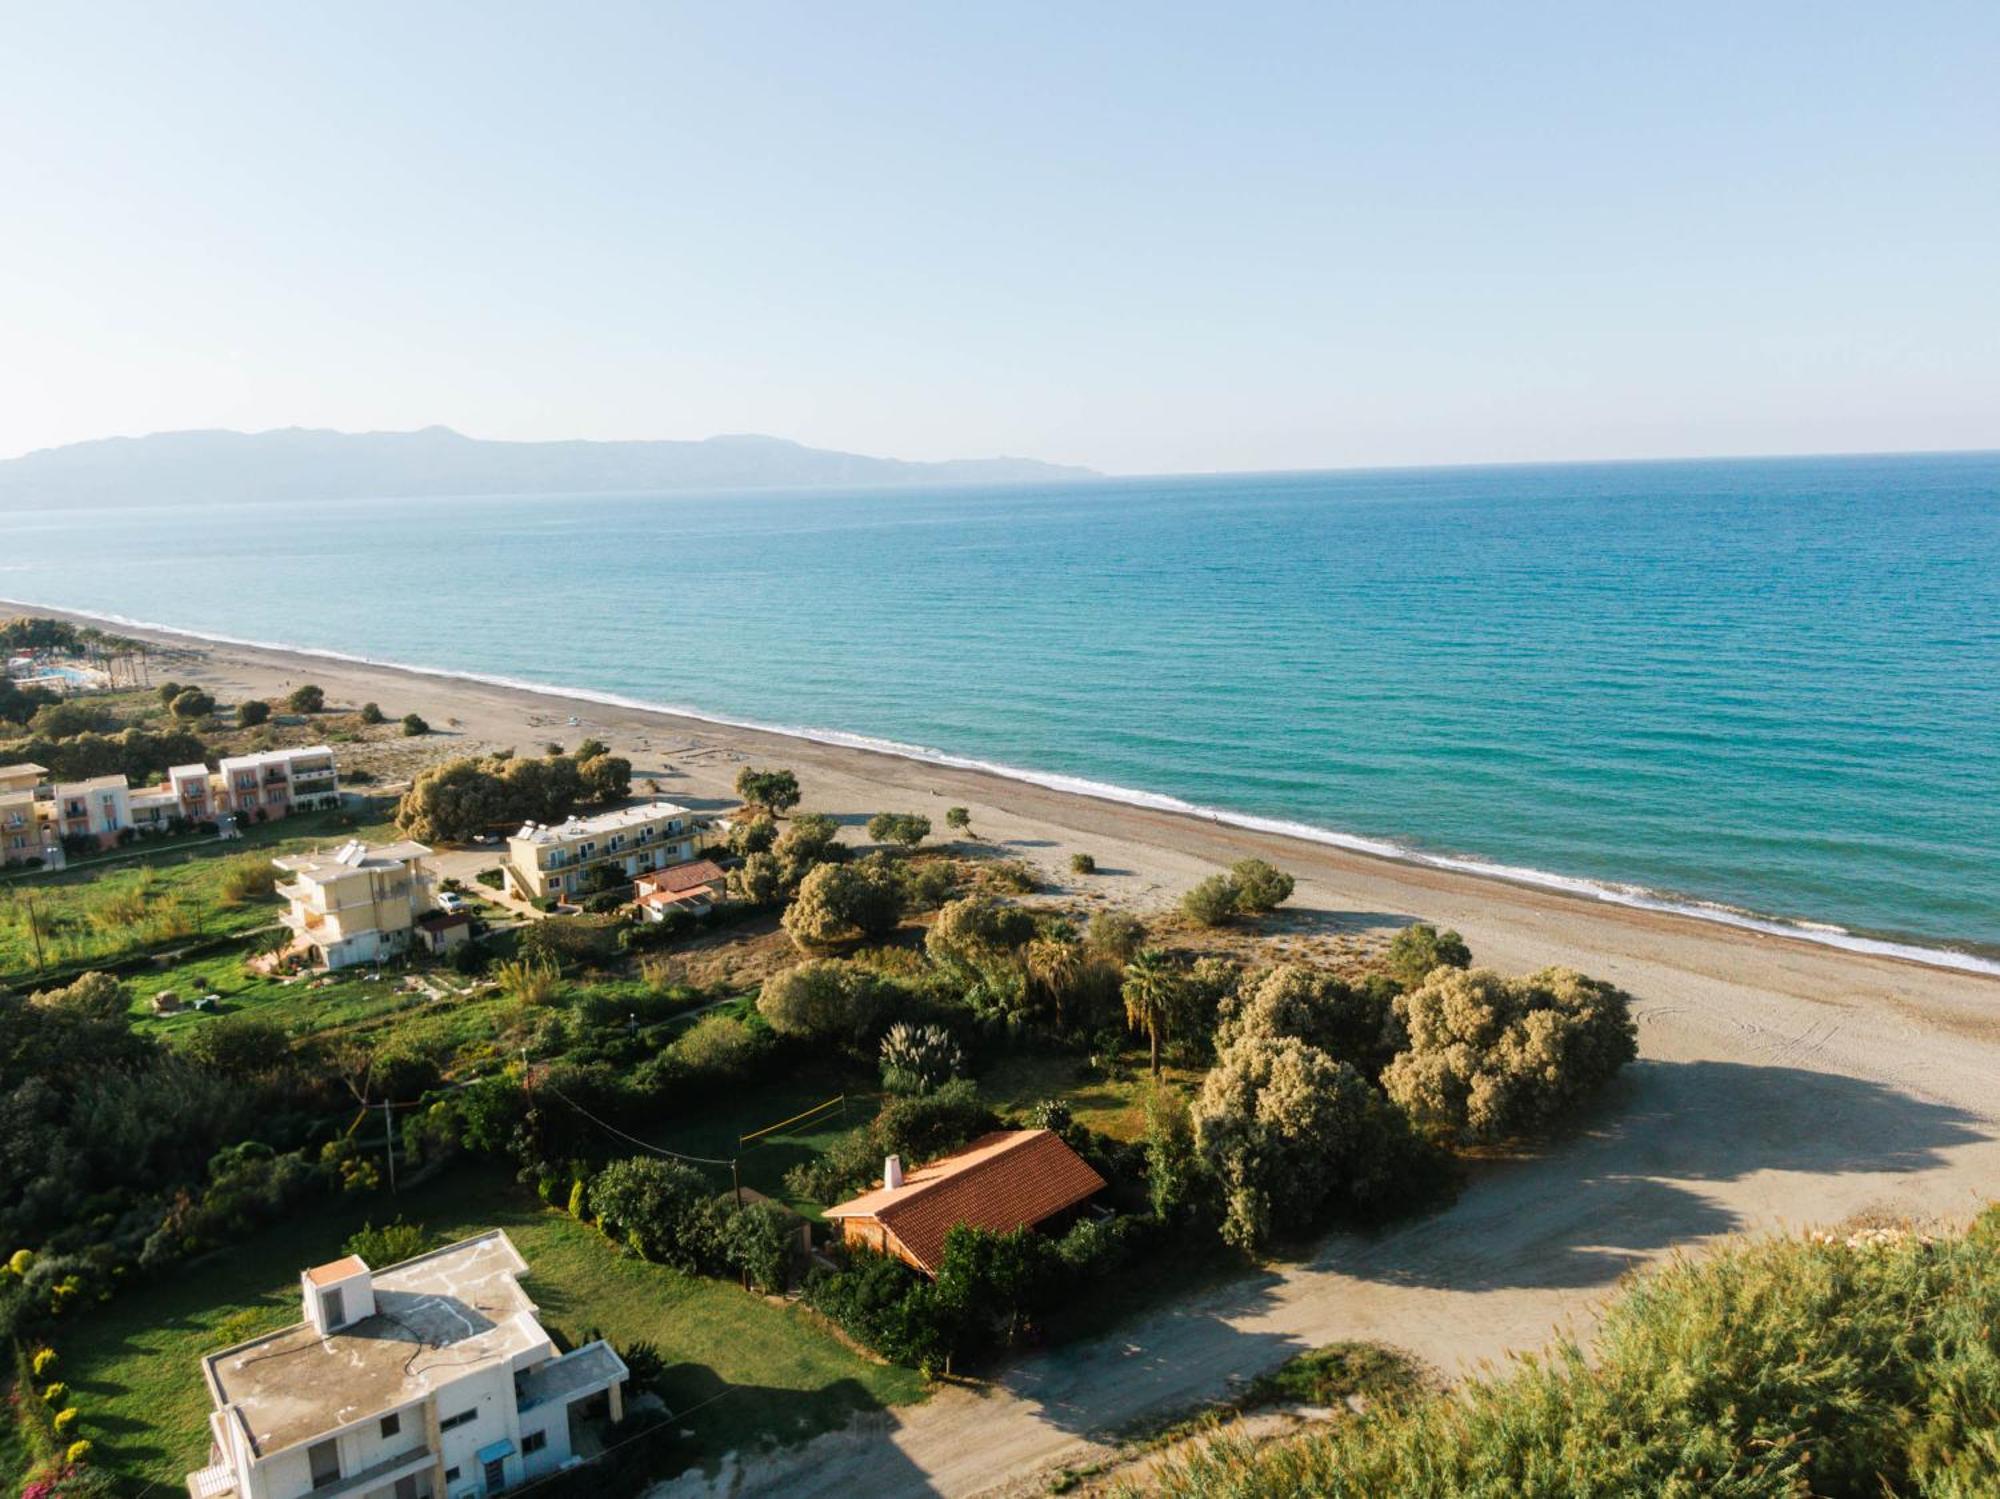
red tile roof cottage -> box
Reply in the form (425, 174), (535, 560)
(634, 857), (728, 919)
(823, 1129), (1106, 1277)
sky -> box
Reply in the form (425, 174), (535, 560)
(2, 3), (1997, 474)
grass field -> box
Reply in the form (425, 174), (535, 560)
(50, 1166), (925, 1492)
(982, 1050), (1204, 1142)
(0, 802), (400, 982)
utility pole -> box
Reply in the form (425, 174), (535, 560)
(383, 1100), (397, 1194)
(25, 891), (45, 974)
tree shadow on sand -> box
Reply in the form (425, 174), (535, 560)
(1319, 1059), (1992, 1292)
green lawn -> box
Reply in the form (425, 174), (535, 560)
(982, 1049), (1204, 1142)
(53, 1166), (924, 1492)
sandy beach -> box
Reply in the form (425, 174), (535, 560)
(15, 602), (2000, 1496)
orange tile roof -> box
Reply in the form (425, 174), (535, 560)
(825, 1129), (1105, 1275)
(634, 859), (726, 895)
(304, 1254), (366, 1286)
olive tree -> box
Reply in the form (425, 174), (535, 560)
(734, 766), (801, 815)
(1215, 964), (1401, 1080)
(757, 958), (884, 1045)
(1381, 966), (1637, 1145)
(782, 861), (903, 949)
(773, 812), (844, 884)
(866, 811), (932, 850)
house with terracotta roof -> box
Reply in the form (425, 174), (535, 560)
(823, 1129), (1106, 1278)
(633, 858), (727, 920)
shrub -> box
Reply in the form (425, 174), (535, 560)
(728, 851), (783, 906)
(235, 699), (271, 727)
(51, 1407), (78, 1438)
(286, 684), (326, 713)
(757, 959), (885, 1045)
(667, 1012), (772, 1084)
(345, 1218), (433, 1266)
(867, 811), (931, 850)
(1156, 1210), (2000, 1497)
(1193, 1034), (1424, 1250)
(587, 1157), (723, 1272)
(722, 1198), (797, 1293)
(879, 1021), (965, 1095)
(181, 1016), (291, 1077)
(1085, 909), (1147, 963)
(874, 1078), (994, 1163)
(1182, 873), (1243, 927)
(1383, 923), (1473, 987)
(358, 702), (386, 725)
(170, 687), (215, 720)
(401, 713), (430, 737)
(1070, 851), (1096, 875)
(1381, 966), (1637, 1145)
(782, 861), (902, 949)
(772, 812), (844, 884)
(1216, 964), (1400, 1080)
(217, 854), (278, 906)
(734, 766), (801, 815)
(1231, 858), (1295, 914)
(728, 814), (777, 857)
(945, 806), (972, 833)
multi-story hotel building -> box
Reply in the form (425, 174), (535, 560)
(504, 801), (698, 902)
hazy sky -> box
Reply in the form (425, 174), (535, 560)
(3, 3), (1996, 473)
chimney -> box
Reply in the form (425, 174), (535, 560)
(883, 1154), (904, 1191)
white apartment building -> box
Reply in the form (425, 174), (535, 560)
(216, 746), (342, 820)
(188, 1232), (627, 1499)
(0, 747), (342, 865)
(505, 801), (697, 902)
(273, 839), (436, 969)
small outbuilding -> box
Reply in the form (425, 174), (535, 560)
(634, 858), (727, 921)
(823, 1128), (1106, 1278)
(416, 910), (474, 956)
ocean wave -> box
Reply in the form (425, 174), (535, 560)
(11, 594), (2000, 980)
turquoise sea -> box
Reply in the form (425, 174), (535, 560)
(5, 452), (1997, 971)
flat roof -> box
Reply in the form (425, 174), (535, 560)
(218, 744), (336, 771)
(273, 839), (433, 881)
(0, 762), (49, 777)
(203, 1231), (545, 1459)
(510, 800), (691, 846)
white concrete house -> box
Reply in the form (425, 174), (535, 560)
(504, 801), (697, 903)
(188, 1232), (627, 1499)
(273, 839), (436, 970)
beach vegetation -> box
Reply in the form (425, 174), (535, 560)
(945, 805), (972, 834)
(734, 766), (801, 816)
(727, 851), (783, 906)
(284, 684), (325, 714)
(168, 688), (214, 720)
(867, 811), (932, 850)
(728, 814), (777, 856)
(1085, 909), (1147, 963)
(781, 861), (903, 949)
(1181, 872), (1242, 927)
(1383, 922), (1472, 987)
(394, 749), (626, 843)
(0, 724), (210, 785)
(1156, 1210), (2000, 1497)
(234, 699), (270, 728)
(400, 712), (429, 737)
(0, 677), (60, 726)
(29, 700), (118, 738)
(357, 702), (385, 724)
(1069, 851), (1096, 874)
(772, 811), (844, 884)
(1380, 966), (1638, 1145)
(1229, 858), (1294, 914)
(1121, 948), (1181, 1076)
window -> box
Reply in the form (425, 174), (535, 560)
(444, 1468), (460, 1483)
(394, 1478), (419, 1499)
(380, 1412), (400, 1439)
(308, 1439), (341, 1490)
(522, 1431), (546, 1456)
(439, 1409), (477, 1432)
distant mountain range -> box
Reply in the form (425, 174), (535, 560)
(0, 426), (1097, 507)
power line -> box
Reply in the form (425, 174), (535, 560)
(537, 1081), (738, 1168)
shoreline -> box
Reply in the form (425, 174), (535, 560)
(8, 595), (1998, 981)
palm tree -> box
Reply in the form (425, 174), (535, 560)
(1122, 947), (1180, 1077)
(1025, 935), (1084, 1030)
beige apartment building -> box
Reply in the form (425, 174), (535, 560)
(273, 839), (435, 969)
(504, 800), (698, 902)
